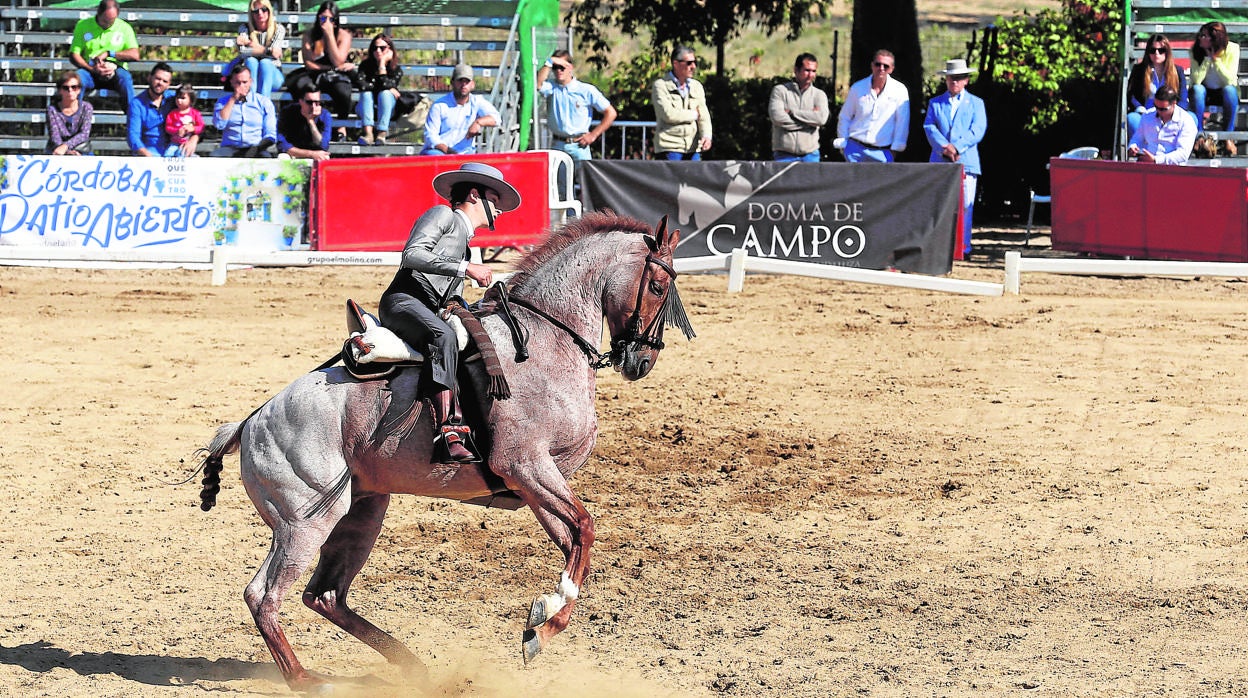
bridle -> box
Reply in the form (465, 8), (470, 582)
(499, 237), (692, 371)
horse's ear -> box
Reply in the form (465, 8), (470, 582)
(652, 214), (680, 254)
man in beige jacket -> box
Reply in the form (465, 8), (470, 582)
(768, 52), (829, 161)
(652, 45), (712, 160)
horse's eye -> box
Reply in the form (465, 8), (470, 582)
(649, 279), (664, 296)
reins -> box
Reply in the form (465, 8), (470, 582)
(498, 283), (614, 370)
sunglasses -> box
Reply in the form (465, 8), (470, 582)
(551, 64), (568, 72)
(372, 44), (389, 51)
(60, 84), (81, 91)
(300, 98), (321, 105)
(873, 61), (893, 69)
(677, 59), (696, 65)
(1148, 47), (1167, 54)
(251, 7), (269, 14)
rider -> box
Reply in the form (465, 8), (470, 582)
(379, 162), (521, 463)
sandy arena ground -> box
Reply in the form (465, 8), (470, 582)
(2, 250), (1248, 697)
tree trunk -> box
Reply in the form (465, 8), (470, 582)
(851, 0), (925, 161)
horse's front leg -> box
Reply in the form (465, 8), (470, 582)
(510, 466), (595, 664)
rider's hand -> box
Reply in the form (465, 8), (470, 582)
(465, 262), (493, 287)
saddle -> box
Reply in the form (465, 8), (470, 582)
(342, 298), (469, 381)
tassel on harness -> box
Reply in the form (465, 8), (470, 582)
(446, 301), (511, 400)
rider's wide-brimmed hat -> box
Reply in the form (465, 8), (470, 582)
(938, 58), (974, 77)
(432, 162), (522, 212)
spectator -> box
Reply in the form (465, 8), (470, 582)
(212, 63), (277, 158)
(421, 64), (500, 155)
(1191, 21), (1240, 131)
(231, 0), (286, 99)
(127, 62), (175, 157)
(69, 0), (139, 114)
(536, 49), (617, 160)
(1127, 34), (1189, 140)
(46, 70), (93, 156)
(299, 1), (356, 143)
(651, 45), (711, 160)
(835, 49), (909, 162)
(768, 52), (829, 162)
(357, 34), (403, 145)
(924, 59), (987, 257)
(163, 84), (204, 158)
(277, 89), (333, 161)
(1128, 86), (1197, 165)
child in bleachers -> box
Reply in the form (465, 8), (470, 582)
(163, 84), (204, 157)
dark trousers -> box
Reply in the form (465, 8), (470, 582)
(379, 273), (457, 392)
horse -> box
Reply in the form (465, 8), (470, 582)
(195, 211), (694, 690)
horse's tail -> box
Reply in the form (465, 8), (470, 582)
(197, 421), (245, 512)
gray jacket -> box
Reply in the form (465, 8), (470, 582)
(400, 205), (472, 302)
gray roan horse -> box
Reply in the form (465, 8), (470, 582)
(196, 212), (694, 690)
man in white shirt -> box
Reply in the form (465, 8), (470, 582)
(835, 49), (909, 162)
(1128, 86), (1197, 165)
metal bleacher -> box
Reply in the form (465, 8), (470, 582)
(0, 0), (525, 156)
(1121, 0), (1248, 159)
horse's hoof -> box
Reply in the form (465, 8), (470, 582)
(521, 628), (543, 665)
(527, 592), (565, 629)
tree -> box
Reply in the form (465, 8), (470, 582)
(569, 0), (831, 76)
(849, 0), (924, 161)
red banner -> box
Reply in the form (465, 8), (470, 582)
(312, 153), (552, 251)
(1051, 159), (1248, 261)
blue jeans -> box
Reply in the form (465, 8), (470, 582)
(1192, 83), (1240, 129)
(245, 56), (283, 99)
(774, 150), (820, 162)
(358, 90), (396, 132)
(843, 139), (894, 162)
(78, 66), (134, 114)
(661, 150), (701, 161)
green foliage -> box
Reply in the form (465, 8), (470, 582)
(990, 0), (1123, 133)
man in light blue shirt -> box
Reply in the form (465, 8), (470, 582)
(212, 63), (276, 157)
(421, 64), (500, 155)
(536, 50), (616, 161)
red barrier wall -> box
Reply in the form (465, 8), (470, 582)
(312, 153), (552, 251)
(1051, 159), (1248, 261)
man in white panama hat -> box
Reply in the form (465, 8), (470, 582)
(924, 58), (988, 256)
(379, 162), (521, 463)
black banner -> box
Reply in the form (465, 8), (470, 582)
(580, 161), (962, 275)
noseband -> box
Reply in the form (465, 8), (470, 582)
(501, 246), (693, 371)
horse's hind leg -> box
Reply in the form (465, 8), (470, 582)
(302, 493), (420, 668)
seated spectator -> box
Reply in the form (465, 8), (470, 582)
(212, 63), (277, 158)
(1128, 86), (1197, 165)
(70, 0), (139, 114)
(421, 63), (499, 155)
(357, 33), (403, 145)
(299, 1), (356, 143)
(277, 89), (333, 161)
(1127, 34), (1189, 140)
(163, 84), (204, 158)
(46, 70), (93, 156)
(127, 62), (175, 157)
(1191, 21), (1240, 130)
(229, 0), (286, 99)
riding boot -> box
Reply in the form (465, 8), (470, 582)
(432, 388), (476, 463)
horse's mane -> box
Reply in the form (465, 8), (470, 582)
(511, 210), (653, 282)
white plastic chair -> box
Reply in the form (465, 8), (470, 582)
(1025, 146), (1099, 245)
(543, 149), (582, 226)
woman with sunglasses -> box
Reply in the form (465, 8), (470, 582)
(356, 33), (403, 145)
(1190, 21), (1240, 131)
(301, 0), (356, 142)
(46, 70), (93, 156)
(1126, 34), (1188, 139)
(232, 0), (285, 99)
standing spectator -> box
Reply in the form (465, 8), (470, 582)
(835, 49), (909, 162)
(924, 59), (987, 257)
(537, 50), (617, 160)
(278, 89), (333, 160)
(127, 62), (175, 157)
(163, 84), (204, 158)
(231, 0), (286, 99)
(69, 0), (139, 114)
(1127, 34), (1189, 140)
(46, 70), (93, 156)
(1190, 21), (1240, 131)
(651, 46), (711, 160)
(421, 64), (500, 155)
(357, 34), (403, 145)
(768, 52), (829, 162)
(300, 1), (356, 143)
(1128, 86), (1197, 165)
(212, 63), (277, 158)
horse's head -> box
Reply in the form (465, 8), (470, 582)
(606, 216), (696, 380)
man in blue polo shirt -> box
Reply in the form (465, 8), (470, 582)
(212, 63), (276, 158)
(536, 50), (616, 161)
(127, 62), (178, 157)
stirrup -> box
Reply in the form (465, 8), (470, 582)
(434, 423), (480, 463)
